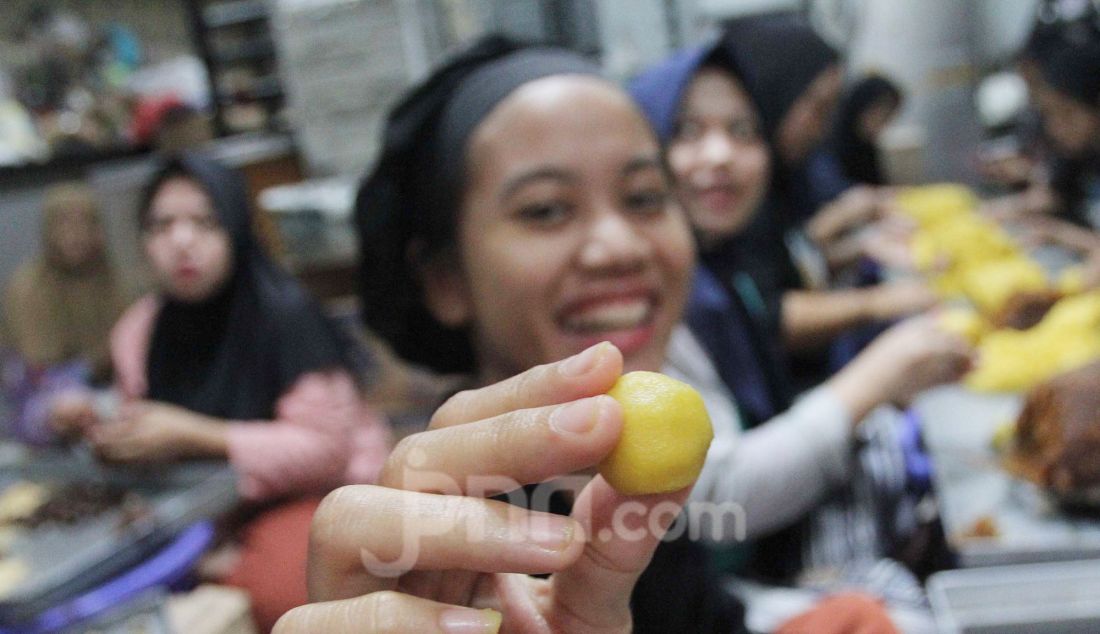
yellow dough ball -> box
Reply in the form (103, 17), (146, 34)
(599, 371), (714, 495)
(939, 306), (986, 344)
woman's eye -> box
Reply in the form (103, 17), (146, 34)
(625, 189), (669, 215)
(145, 219), (170, 234)
(729, 119), (761, 142)
(196, 216), (221, 231)
(674, 120), (702, 141)
(516, 201), (572, 226)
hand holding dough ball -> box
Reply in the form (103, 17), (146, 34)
(599, 372), (714, 495)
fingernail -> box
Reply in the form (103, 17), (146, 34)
(560, 342), (606, 377)
(550, 397), (602, 435)
(527, 517), (576, 552)
(439, 608), (501, 634)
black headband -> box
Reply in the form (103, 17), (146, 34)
(355, 36), (604, 374)
(427, 48), (603, 250)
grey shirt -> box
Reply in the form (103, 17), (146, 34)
(664, 325), (854, 541)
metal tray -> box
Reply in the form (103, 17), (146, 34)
(916, 386), (1100, 567)
(1052, 486), (1100, 514)
(928, 559), (1100, 633)
(0, 447), (237, 624)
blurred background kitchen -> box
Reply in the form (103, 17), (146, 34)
(0, 0), (1053, 302)
(0, 1), (1099, 633)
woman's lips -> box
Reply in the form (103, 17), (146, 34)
(174, 265), (200, 282)
(696, 185), (739, 212)
(556, 295), (659, 357)
(559, 298), (652, 333)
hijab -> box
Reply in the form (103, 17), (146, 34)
(723, 16), (842, 222)
(721, 15), (840, 148)
(355, 35), (601, 375)
(1040, 35), (1100, 108)
(143, 153), (352, 420)
(3, 183), (127, 381)
(629, 43), (795, 425)
(1040, 36), (1100, 224)
(627, 43), (739, 144)
(832, 75), (902, 185)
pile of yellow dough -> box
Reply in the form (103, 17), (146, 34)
(896, 184), (1047, 314)
(895, 184), (1100, 392)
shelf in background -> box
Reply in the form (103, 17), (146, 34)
(203, 0), (268, 28)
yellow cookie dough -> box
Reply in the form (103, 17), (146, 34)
(599, 372), (714, 495)
(0, 482), (48, 524)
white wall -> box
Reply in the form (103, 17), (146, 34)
(596, 0), (672, 80)
(974, 0), (1040, 64)
(845, 0), (984, 183)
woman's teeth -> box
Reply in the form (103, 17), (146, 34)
(562, 300), (651, 333)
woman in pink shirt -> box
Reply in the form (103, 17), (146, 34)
(58, 152), (390, 630)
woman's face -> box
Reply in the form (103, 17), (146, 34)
(424, 76), (695, 380)
(143, 176), (233, 302)
(667, 67), (770, 246)
(1037, 84), (1100, 157)
(776, 65), (843, 164)
(48, 203), (105, 271)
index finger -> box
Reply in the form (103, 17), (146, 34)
(430, 342), (622, 430)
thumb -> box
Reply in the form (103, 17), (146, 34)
(547, 477), (690, 631)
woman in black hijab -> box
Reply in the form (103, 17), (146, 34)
(831, 75), (904, 186)
(723, 14), (846, 224)
(86, 153), (390, 489)
(60, 153), (391, 630)
(721, 15), (896, 274)
(1038, 36), (1100, 226)
(140, 154), (352, 420)
(981, 26), (1100, 222)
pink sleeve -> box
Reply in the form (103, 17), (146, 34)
(344, 403), (394, 486)
(226, 371), (392, 501)
(110, 296), (159, 400)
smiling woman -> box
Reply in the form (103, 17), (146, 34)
(434, 74), (694, 380)
(355, 38), (693, 382)
(282, 34), (745, 634)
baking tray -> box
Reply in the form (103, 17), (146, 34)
(897, 235), (1100, 567)
(915, 386), (1100, 567)
(928, 559), (1100, 633)
(0, 446), (237, 624)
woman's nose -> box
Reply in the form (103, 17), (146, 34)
(700, 129), (736, 167)
(578, 208), (650, 273)
(168, 220), (198, 247)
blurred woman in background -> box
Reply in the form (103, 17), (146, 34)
(54, 153), (391, 631)
(984, 26), (1100, 222)
(722, 16), (911, 280)
(830, 75), (904, 187)
(1037, 36), (1100, 226)
(632, 30), (937, 389)
(3, 182), (126, 382)
(630, 39), (971, 631)
(2, 182), (128, 444)
(724, 14), (847, 225)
